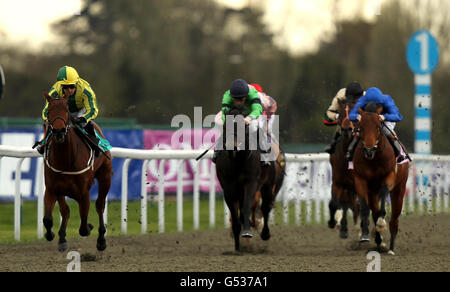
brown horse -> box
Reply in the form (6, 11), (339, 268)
(42, 92), (112, 252)
(328, 99), (359, 238)
(352, 106), (409, 255)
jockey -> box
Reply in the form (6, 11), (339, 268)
(212, 78), (272, 166)
(37, 66), (99, 155)
(323, 81), (364, 154)
(346, 87), (410, 163)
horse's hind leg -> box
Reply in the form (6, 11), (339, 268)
(43, 190), (57, 242)
(328, 187), (340, 229)
(95, 163), (112, 251)
(57, 196), (70, 252)
(78, 192), (93, 237)
(388, 185), (405, 255)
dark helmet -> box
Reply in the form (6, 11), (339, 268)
(345, 81), (364, 97)
(230, 79), (249, 99)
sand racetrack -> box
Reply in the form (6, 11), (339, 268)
(0, 214), (449, 272)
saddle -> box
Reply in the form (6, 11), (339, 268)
(73, 123), (111, 159)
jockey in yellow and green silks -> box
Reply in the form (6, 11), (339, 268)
(42, 66), (98, 123)
(37, 66), (99, 154)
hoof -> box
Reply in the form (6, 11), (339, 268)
(96, 239), (107, 251)
(339, 230), (348, 239)
(388, 250), (395, 256)
(360, 235), (370, 242)
(261, 230), (271, 241)
(328, 219), (337, 229)
(376, 218), (387, 232)
(58, 242), (68, 252)
(241, 230), (253, 238)
(79, 224), (94, 237)
(45, 231), (55, 242)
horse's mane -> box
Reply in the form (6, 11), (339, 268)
(227, 105), (248, 117)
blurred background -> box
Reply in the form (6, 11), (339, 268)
(0, 0), (449, 153)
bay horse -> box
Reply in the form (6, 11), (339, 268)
(352, 104), (409, 255)
(328, 99), (359, 239)
(42, 92), (112, 252)
(216, 106), (283, 251)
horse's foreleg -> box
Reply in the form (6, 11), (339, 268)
(241, 182), (257, 238)
(57, 196), (70, 252)
(78, 194), (93, 237)
(339, 206), (349, 239)
(43, 190), (57, 242)
(368, 194), (383, 248)
(260, 185), (273, 241)
(354, 176), (370, 242)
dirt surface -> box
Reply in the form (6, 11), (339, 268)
(0, 214), (449, 272)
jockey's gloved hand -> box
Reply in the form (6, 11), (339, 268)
(72, 116), (87, 125)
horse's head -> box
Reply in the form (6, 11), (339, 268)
(223, 105), (249, 151)
(357, 103), (383, 160)
(44, 92), (70, 143)
(337, 99), (354, 138)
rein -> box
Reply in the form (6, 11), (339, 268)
(45, 130), (95, 175)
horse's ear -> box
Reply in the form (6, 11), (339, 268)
(358, 107), (364, 115)
(43, 91), (51, 103)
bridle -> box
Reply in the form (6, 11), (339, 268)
(45, 98), (94, 175)
(48, 98), (71, 138)
(358, 113), (385, 158)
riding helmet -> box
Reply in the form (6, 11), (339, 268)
(57, 66), (80, 85)
(345, 81), (364, 97)
(230, 79), (249, 98)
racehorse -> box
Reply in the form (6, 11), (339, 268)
(216, 106), (284, 251)
(352, 103), (409, 255)
(42, 92), (112, 252)
(328, 99), (359, 238)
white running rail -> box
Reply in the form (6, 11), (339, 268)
(0, 145), (449, 241)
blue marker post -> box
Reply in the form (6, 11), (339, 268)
(406, 30), (439, 213)
(406, 30), (439, 154)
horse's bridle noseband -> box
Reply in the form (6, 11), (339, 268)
(49, 115), (70, 135)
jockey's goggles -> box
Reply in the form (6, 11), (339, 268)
(62, 84), (76, 90)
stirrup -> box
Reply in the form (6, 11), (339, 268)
(37, 145), (45, 155)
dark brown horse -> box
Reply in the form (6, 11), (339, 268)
(328, 99), (359, 238)
(352, 106), (409, 255)
(42, 92), (112, 252)
(216, 106), (284, 251)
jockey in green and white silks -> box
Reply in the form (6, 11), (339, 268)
(212, 78), (273, 166)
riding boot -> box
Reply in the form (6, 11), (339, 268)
(324, 131), (341, 154)
(35, 123), (50, 155)
(346, 134), (359, 161)
(258, 129), (272, 167)
(84, 122), (100, 157)
(386, 134), (406, 163)
(382, 127), (406, 163)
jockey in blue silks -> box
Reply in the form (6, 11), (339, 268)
(346, 87), (410, 164)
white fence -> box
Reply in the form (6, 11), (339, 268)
(0, 145), (449, 241)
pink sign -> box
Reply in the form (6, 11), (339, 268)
(143, 129), (222, 193)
